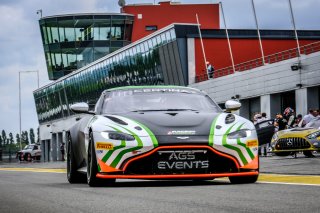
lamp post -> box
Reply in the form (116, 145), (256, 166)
(19, 71), (39, 150)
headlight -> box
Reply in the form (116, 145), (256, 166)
(307, 131), (320, 139)
(227, 129), (252, 139)
(101, 131), (135, 141)
(272, 133), (279, 141)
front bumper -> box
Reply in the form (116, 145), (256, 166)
(96, 145), (259, 179)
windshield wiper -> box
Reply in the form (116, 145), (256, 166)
(130, 109), (198, 112)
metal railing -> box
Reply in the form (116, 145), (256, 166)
(195, 41), (320, 83)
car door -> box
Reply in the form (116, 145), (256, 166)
(255, 119), (275, 146)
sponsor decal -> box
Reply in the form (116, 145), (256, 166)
(176, 136), (189, 140)
(157, 150), (209, 170)
(168, 130), (196, 135)
(96, 142), (113, 150)
(133, 88), (196, 94)
(246, 139), (258, 148)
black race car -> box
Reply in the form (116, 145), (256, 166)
(67, 86), (259, 186)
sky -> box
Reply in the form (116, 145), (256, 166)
(0, 0), (319, 138)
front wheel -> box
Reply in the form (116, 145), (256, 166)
(67, 134), (86, 183)
(229, 175), (258, 184)
(87, 132), (115, 187)
(303, 150), (315, 158)
(274, 152), (292, 157)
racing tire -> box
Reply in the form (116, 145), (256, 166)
(25, 153), (32, 162)
(67, 134), (86, 184)
(274, 152), (292, 157)
(303, 150), (315, 158)
(18, 153), (24, 161)
(229, 175), (258, 184)
(87, 132), (115, 187)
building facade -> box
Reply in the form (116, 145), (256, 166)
(34, 1), (320, 161)
(39, 13), (134, 80)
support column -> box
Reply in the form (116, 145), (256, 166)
(57, 133), (63, 161)
(187, 38), (196, 85)
(45, 140), (50, 162)
(295, 88), (308, 116)
(51, 134), (57, 161)
(260, 95), (271, 119)
(40, 140), (45, 162)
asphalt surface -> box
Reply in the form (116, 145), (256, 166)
(0, 154), (320, 213)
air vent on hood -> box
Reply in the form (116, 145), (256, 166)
(105, 116), (128, 125)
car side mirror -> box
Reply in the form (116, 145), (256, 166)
(225, 100), (241, 113)
(70, 103), (90, 114)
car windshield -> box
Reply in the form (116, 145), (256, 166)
(23, 145), (34, 150)
(101, 89), (222, 114)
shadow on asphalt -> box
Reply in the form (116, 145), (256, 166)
(51, 180), (232, 188)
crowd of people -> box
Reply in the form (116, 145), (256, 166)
(253, 107), (320, 131)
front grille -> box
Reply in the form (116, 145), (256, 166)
(276, 137), (310, 150)
(123, 147), (238, 175)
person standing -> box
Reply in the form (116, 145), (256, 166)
(206, 61), (214, 79)
(302, 109), (315, 127)
(274, 113), (287, 131)
(60, 143), (65, 161)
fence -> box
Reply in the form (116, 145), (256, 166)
(0, 148), (19, 163)
(195, 41), (320, 83)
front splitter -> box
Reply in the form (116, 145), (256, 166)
(96, 171), (259, 179)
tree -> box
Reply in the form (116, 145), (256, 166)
(9, 133), (14, 145)
(2, 130), (7, 146)
(16, 134), (20, 145)
(29, 128), (35, 144)
(21, 131), (29, 145)
(0, 135), (2, 148)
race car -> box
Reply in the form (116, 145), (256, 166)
(271, 127), (320, 157)
(67, 86), (259, 186)
(16, 144), (41, 161)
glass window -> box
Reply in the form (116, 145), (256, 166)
(42, 26), (48, 44)
(165, 31), (171, 42)
(59, 27), (65, 42)
(46, 27), (52, 43)
(111, 20), (125, 40)
(51, 27), (59, 43)
(170, 29), (176, 40)
(145, 25), (157, 31)
(94, 47), (109, 61)
(65, 28), (75, 42)
(102, 91), (222, 114)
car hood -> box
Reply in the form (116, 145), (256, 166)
(277, 127), (319, 138)
(95, 111), (255, 137)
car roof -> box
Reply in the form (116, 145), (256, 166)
(105, 85), (202, 93)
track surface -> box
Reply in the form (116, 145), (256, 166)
(0, 168), (319, 213)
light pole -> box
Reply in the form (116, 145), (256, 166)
(19, 71), (39, 150)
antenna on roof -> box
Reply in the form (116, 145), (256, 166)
(118, 0), (126, 7)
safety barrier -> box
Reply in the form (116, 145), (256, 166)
(195, 41), (320, 83)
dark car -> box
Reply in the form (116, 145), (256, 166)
(67, 86), (259, 186)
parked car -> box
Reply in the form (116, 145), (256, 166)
(270, 126), (320, 157)
(16, 144), (41, 161)
(67, 86), (259, 186)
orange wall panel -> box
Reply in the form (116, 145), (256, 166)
(195, 39), (318, 77)
(123, 2), (219, 41)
